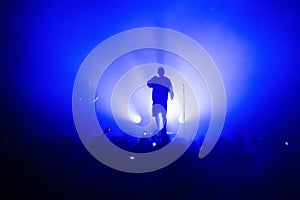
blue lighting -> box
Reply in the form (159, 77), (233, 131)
(17, 0), (299, 142)
(6, 1), (299, 198)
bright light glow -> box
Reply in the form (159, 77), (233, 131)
(129, 156), (135, 160)
(133, 115), (142, 124)
(178, 116), (184, 124)
(152, 142), (157, 147)
(128, 85), (152, 127)
(285, 141), (289, 146)
(166, 96), (182, 121)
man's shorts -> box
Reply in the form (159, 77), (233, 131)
(152, 103), (167, 117)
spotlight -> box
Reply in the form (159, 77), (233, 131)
(129, 156), (135, 160)
(133, 115), (142, 124)
(178, 116), (184, 124)
(152, 142), (157, 147)
(285, 141), (289, 146)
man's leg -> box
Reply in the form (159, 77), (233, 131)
(155, 113), (163, 143)
(161, 114), (170, 144)
(161, 115), (167, 133)
(155, 113), (161, 131)
(161, 103), (170, 144)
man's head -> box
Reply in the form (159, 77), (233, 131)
(158, 67), (165, 76)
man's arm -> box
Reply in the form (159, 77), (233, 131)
(147, 76), (157, 88)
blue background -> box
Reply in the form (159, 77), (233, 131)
(2, 0), (300, 199)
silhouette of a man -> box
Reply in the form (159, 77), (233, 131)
(147, 67), (174, 142)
